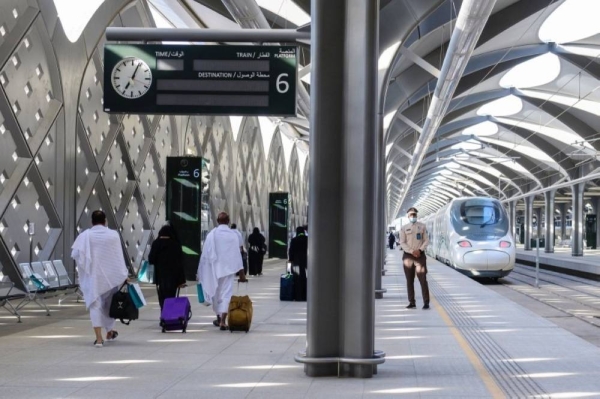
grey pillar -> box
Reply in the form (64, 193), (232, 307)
(535, 207), (542, 246)
(509, 201), (517, 240)
(374, 114), (384, 299)
(558, 203), (566, 241)
(524, 197), (533, 250)
(544, 190), (555, 253)
(592, 197), (600, 249)
(572, 183), (584, 256)
(307, 0), (378, 378)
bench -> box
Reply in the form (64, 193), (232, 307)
(51, 260), (83, 305)
(15, 263), (52, 316)
(0, 275), (23, 322)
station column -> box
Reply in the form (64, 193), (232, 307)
(544, 190), (555, 253)
(524, 196), (533, 250)
(558, 202), (567, 242)
(307, 0), (379, 378)
(509, 201), (516, 240)
(375, 113), (385, 299)
(572, 183), (584, 256)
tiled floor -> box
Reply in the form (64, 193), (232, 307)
(1, 254), (600, 398)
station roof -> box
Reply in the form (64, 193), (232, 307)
(56, 0), (600, 218)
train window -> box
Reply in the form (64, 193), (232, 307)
(451, 198), (509, 239)
(460, 202), (501, 225)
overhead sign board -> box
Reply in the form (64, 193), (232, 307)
(103, 44), (297, 116)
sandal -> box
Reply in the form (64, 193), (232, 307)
(94, 340), (104, 348)
(106, 331), (119, 341)
(220, 325), (228, 331)
(212, 315), (221, 327)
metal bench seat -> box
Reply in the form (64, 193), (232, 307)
(0, 280), (23, 322)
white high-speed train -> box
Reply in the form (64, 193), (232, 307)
(422, 197), (515, 280)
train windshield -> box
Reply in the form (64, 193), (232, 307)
(451, 198), (509, 240)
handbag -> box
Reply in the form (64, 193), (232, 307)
(197, 282), (205, 303)
(30, 273), (50, 290)
(138, 261), (155, 284)
(109, 283), (139, 325)
(128, 282), (147, 309)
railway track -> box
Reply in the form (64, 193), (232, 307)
(498, 263), (600, 328)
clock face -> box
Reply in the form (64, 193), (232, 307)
(111, 57), (152, 99)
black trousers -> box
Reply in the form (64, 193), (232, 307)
(157, 283), (178, 311)
(293, 265), (307, 302)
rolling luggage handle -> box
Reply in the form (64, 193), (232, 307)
(176, 287), (193, 322)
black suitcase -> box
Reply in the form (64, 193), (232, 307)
(280, 273), (294, 301)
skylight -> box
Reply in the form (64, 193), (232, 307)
(477, 95), (523, 117)
(539, 0), (600, 44)
(383, 111), (396, 129)
(494, 117), (592, 149)
(518, 89), (600, 116)
(230, 116), (243, 141)
(500, 53), (561, 89)
(149, 3), (175, 28)
(478, 137), (555, 164)
(379, 41), (402, 71)
(462, 121), (499, 136)
(256, 0), (310, 26)
(54, 0), (104, 43)
(259, 117), (278, 156)
(451, 141), (483, 151)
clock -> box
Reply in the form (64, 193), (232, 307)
(111, 57), (152, 99)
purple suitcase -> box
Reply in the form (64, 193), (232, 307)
(160, 296), (192, 333)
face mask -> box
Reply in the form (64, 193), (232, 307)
(409, 217), (417, 223)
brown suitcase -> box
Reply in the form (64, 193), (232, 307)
(227, 295), (253, 333)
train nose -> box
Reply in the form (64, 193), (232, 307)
(463, 250), (510, 271)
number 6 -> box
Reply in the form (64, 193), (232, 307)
(277, 73), (289, 93)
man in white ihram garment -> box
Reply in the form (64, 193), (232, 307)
(198, 212), (247, 331)
(71, 210), (129, 347)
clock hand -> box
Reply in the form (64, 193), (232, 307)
(131, 63), (141, 80)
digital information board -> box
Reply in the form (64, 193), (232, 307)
(166, 157), (210, 280)
(268, 192), (289, 259)
(104, 44), (297, 116)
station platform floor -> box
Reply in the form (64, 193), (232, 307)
(515, 245), (600, 278)
(1, 254), (600, 398)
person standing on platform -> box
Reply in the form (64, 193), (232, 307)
(71, 210), (129, 347)
(288, 226), (308, 301)
(198, 212), (247, 331)
(248, 227), (266, 276)
(388, 231), (396, 249)
(148, 225), (186, 311)
(399, 207), (430, 309)
(230, 223), (247, 275)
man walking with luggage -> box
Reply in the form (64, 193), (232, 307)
(71, 210), (129, 347)
(399, 207), (430, 309)
(198, 212), (247, 330)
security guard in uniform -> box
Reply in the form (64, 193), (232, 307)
(399, 207), (430, 309)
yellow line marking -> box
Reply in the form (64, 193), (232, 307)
(431, 295), (505, 399)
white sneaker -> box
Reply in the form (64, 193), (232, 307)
(94, 340), (104, 348)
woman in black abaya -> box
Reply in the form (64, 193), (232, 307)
(148, 225), (186, 310)
(248, 227), (266, 276)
